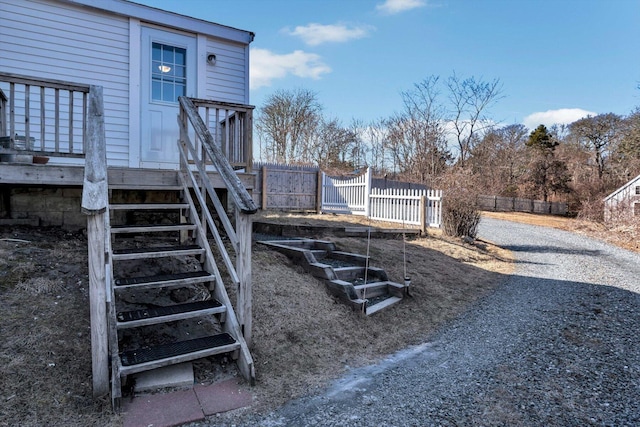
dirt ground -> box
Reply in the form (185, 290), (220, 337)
(1, 210), (633, 426)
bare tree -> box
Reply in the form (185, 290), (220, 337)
(568, 113), (622, 179)
(348, 119), (368, 168)
(365, 118), (391, 175)
(446, 73), (503, 167)
(307, 117), (358, 169)
(255, 88), (322, 163)
(387, 77), (450, 184)
(469, 124), (527, 196)
(611, 109), (640, 181)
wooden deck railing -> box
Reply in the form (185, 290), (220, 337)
(0, 72), (90, 157)
(188, 97), (254, 172)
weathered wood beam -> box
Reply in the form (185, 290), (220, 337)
(235, 209), (253, 346)
(178, 96), (257, 214)
(81, 85), (109, 398)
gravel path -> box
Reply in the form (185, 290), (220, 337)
(229, 218), (640, 426)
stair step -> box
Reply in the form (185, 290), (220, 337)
(111, 223), (196, 234)
(119, 333), (239, 375)
(115, 271), (213, 289)
(117, 299), (225, 329)
(366, 296), (402, 316)
(112, 245), (204, 261)
(110, 203), (189, 211)
(109, 184), (183, 191)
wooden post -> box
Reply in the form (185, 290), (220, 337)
(316, 170), (323, 214)
(81, 85), (109, 398)
(87, 214), (108, 397)
(235, 209), (253, 347)
(419, 195), (427, 235)
(364, 167), (371, 217)
(261, 166), (268, 210)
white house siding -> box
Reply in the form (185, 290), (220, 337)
(0, 0), (131, 166)
(205, 37), (249, 104)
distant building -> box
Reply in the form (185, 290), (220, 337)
(604, 174), (640, 221)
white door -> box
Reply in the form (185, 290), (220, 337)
(140, 27), (197, 168)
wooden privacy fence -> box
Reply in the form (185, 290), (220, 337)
(477, 195), (568, 216)
(321, 168), (443, 229)
(256, 163), (321, 211)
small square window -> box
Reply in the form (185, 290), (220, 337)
(636, 186), (640, 195)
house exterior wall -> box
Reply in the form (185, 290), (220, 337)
(604, 175), (640, 221)
(0, 0), (131, 166)
(204, 37), (250, 104)
(1, 0), (252, 169)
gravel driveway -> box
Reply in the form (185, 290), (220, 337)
(231, 218), (640, 426)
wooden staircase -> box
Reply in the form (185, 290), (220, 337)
(258, 239), (409, 315)
(107, 185), (254, 407)
(81, 90), (257, 406)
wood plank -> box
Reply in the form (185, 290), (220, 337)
(116, 305), (227, 329)
(87, 213), (109, 397)
(110, 224), (196, 234)
(236, 211), (253, 346)
(179, 96), (257, 214)
(111, 247), (204, 261)
(119, 342), (240, 377)
(0, 164), (256, 189)
(114, 273), (215, 291)
(366, 296), (402, 316)
(109, 203), (189, 210)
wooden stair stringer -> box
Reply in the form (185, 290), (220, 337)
(177, 171), (255, 384)
(106, 182), (255, 407)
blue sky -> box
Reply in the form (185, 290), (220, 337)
(134, 0), (640, 130)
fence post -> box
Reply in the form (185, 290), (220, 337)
(419, 195), (427, 235)
(319, 171), (326, 213)
(261, 166), (267, 210)
(364, 167), (371, 217)
(316, 170), (323, 214)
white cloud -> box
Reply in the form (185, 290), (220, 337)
(523, 108), (597, 130)
(376, 0), (426, 14)
(250, 48), (332, 90)
(285, 23), (373, 46)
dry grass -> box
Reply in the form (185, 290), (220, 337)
(481, 211), (640, 253)
(0, 216), (515, 426)
(242, 212), (515, 412)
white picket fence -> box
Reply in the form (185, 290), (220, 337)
(321, 168), (443, 228)
(321, 169), (371, 216)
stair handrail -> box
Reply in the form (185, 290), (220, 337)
(80, 85), (110, 398)
(178, 96), (257, 214)
(178, 96), (256, 347)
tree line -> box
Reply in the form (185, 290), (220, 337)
(255, 74), (640, 220)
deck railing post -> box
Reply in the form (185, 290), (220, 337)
(81, 85), (109, 398)
(235, 209), (253, 347)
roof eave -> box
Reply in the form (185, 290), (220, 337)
(61, 0), (254, 45)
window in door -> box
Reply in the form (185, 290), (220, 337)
(151, 42), (186, 103)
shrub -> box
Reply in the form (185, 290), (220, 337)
(435, 169), (482, 238)
(442, 196), (481, 238)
